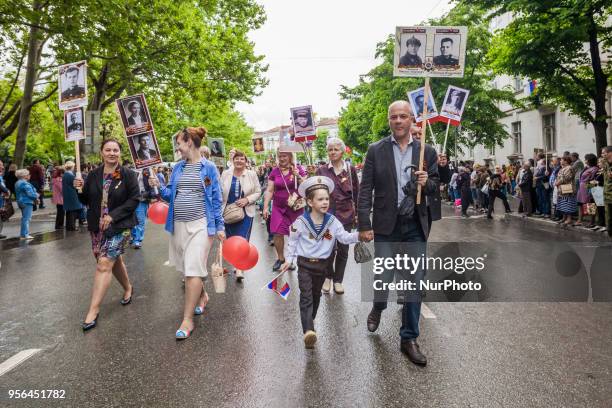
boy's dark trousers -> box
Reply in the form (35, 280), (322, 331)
(297, 256), (329, 333)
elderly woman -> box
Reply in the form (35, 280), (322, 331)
(555, 156), (577, 226)
(149, 127), (225, 340)
(518, 163), (534, 216)
(63, 161), (83, 231)
(14, 169), (39, 240)
(74, 139), (140, 330)
(576, 154), (599, 227)
(315, 137), (359, 294)
(221, 150), (262, 282)
(51, 166), (65, 229)
(263, 151), (307, 271)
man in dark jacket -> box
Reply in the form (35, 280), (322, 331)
(358, 100), (439, 366)
(519, 163), (534, 216)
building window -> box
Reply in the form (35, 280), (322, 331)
(542, 113), (556, 152)
(514, 77), (523, 92)
(511, 121), (522, 154)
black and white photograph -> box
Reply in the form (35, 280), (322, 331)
(58, 61), (88, 110)
(290, 105), (316, 141)
(407, 86), (438, 123)
(208, 138), (225, 158)
(394, 26), (468, 78)
(398, 31), (426, 68)
(440, 85), (470, 122)
(127, 132), (162, 169)
(63, 107), (86, 142)
(433, 33), (461, 67)
(116, 94), (153, 135)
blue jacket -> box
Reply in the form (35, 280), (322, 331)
(15, 179), (39, 207)
(0, 175), (7, 207)
(159, 158), (224, 235)
(62, 171), (82, 211)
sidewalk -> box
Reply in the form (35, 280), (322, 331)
(6, 201), (56, 221)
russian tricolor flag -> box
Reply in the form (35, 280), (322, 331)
(267, 275), (291, 300)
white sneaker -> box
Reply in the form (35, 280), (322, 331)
(321, 278), (332, 294)
(303, 330), (317, 349)
(334, 282), (345, 294)
(20, 235), (34, 240)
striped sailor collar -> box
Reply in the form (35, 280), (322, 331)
(299, 211), (335, 241)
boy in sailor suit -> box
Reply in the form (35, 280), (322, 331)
(280, 176), (367, 348)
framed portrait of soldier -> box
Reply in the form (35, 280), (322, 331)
(252, 137), (264, 153)
(63, 107), (86, 142)
(394, 26), (467, 78)
(127, 131), (162, 169)
(208, 138), (225, 158)
(116, 94), (153, 135)
(440, 85), (470, 123)
(290, 105), (317, 142)
(407, 87), (438, 123)
(58, 61), (88, 110)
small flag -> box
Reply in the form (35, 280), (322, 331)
(266, 274), (291, 300)
(527, 79), (537, 95)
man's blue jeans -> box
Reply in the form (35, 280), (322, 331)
(536, 185), (550, 215)
(374, 215), (426, 341)
(19, 204), (33, 237)
(131, 201), (149, 244)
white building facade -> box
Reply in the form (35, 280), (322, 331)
(461, 13), (612, 165)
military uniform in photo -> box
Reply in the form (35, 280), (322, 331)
(433, 54), (459, 66)
(62, 86), (85, 100)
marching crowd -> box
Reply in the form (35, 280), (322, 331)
(1, 101), (611, 366)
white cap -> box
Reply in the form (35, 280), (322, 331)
(298, 176), (335, 198)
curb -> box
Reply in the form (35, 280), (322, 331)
(504, 212), (608, 236)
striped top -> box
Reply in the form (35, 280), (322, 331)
(174, 163), (206, 222)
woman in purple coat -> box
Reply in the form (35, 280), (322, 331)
(263, 151), (306, 271)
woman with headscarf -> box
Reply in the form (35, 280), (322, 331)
(263, 151), (307, 271)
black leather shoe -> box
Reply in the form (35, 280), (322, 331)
(367, 308), (382, 332)
(401, 339), (427, 366)
(82, 314), (99, 331)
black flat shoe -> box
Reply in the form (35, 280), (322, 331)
(82, 314), (99, 331)
(120, 288), (134, 305)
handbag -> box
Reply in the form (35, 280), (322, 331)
(481, 183), (489, 195)
(223, 203), (245, 224)
(211, 243), (226, 293)
(0, 196), (15, 222)
(582, 203), (597, 216)
(559, 183), (574, 194)
(282, 168), (306, 211)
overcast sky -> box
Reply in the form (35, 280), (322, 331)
(236, 0), (453, 132)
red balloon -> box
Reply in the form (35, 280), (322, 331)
(148, 201), (169, 224)
(232, 243), (259, 270)
(222, 236), (250, 265)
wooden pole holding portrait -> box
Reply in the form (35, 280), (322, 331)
(416, 76), (431, 204)
(442, 120), (451, 153)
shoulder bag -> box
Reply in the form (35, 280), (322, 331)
(347, 163), (372, 264)
(223, 177), (245, 224)
(283, 168), (306, 211)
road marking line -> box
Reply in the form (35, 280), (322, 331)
(421, 303), (436, 319)
(0, 349), (43, 377)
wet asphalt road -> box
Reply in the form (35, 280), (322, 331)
(0, 204), (611, 407)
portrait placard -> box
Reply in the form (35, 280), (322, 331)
(439, 85), (470, 124)
(208, 138), (225, 158)
(116, 94), (153, 136)
(63, 107), (86, 142)
(58, 61), (88, 110)
(407, 87), (438, 123)
(252, 136), (264, 153)
(127, 131), (163, 170)
(278, 127), (304, 153)
(290, 105), (317, 142)
(394, 26), (468, 78)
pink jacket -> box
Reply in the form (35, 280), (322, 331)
(51, 177), (63, 205)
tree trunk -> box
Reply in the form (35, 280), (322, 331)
(13, 1), (43, 167)
(588, 13), (609, 153)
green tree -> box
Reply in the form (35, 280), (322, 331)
(314, 128), (329, 162)
(466, 0), (611, 152)
(338, 2), (517, 157)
